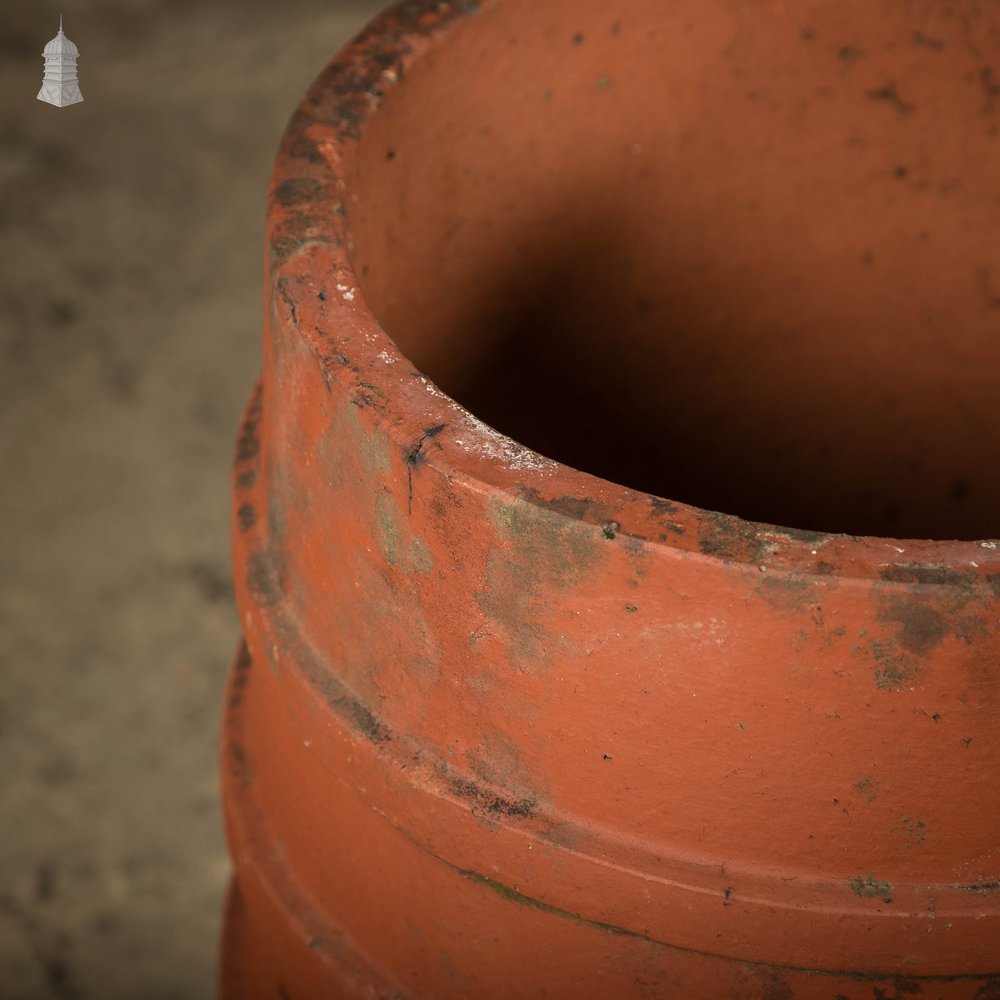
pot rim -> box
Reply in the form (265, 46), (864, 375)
(267, 0), (1000, 585)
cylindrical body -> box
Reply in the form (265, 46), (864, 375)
(222, 2), (1000, 996)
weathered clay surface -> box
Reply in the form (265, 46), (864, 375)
(223, 1), (1000, 996)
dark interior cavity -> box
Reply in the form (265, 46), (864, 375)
(347, 0), (1000, 539)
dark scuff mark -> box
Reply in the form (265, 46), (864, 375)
(405, 423), (447, 514)
(866, 82), (915, 114)
(650, 497), (686, 535)
(235, 390), (262, 464)
(876, 596), (949, 656)
(268, 229), (338, 268)
(273, 178), (328, 207)
(352, 379), (387, 410)
(237, 503), (256, 533)
(853, 776), (877, 802)
(405, 423), (447, 467)
(517, 489), (596, 522)
(275, 276), (299, 330)
(838, 45), (863, 62)
(228, 738), (253, 787)
(879, 565), (976, 588)
(696, 510), (771, 563)
(602, 521), (620, 540)
(450, 776), (536, 818)
(268, 494), (287, 549)
(330, 693), (390, 746)
(319, 350), (351, 371)
(228, 643), (253, 711)
(236, 425), (260, 462)
(755, 573), (814, 612)
(900, 817), (926, 847)
(245, 550), (283, 608)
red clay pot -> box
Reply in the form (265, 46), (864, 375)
(222, 1), (1000, 996)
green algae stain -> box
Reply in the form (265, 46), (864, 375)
(374, 490), (400, 565)
(374, 489), (434, 574)
(410, 536), (433, 575)
(848, 875), (894, 899)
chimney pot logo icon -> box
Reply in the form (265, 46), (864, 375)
(38, 16), (84, 108)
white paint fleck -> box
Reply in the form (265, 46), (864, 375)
(981, 541), (998, 550)
(422, 378), (450, 400)
(460, 412), (559, 472)
(411, 374), (557, 473)
(377, 350), (395, 364)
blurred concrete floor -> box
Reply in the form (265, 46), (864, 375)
(0, 2), (384, 996)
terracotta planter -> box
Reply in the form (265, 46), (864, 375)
(222, 1), (1000, 996)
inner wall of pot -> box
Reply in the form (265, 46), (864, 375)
(346, 0), (1000, 539)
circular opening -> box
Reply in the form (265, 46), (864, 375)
(347, 0), (1000, 540)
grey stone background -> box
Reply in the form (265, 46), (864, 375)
(0, 2), (383, 996)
